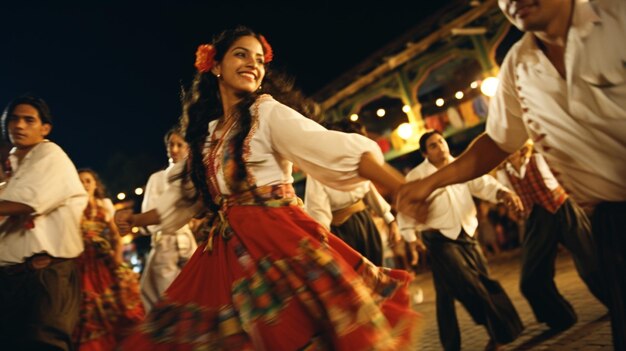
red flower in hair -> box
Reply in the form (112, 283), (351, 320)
(195, 44), (216, 73)
(259, 35), (273, 63)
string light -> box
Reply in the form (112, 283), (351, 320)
(397, 123), (414, 140)
(480, 77), (499, 97)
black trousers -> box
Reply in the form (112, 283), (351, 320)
(423, 230), (523, 351)
(331, 209), (383, 266)
(520, 198), (607, 328)
(0, 259), (80, 351)
(592, 201), (626, 351)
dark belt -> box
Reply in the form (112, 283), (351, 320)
(0, 254), (71, 275)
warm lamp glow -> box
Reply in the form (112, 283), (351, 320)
(397, 123), (414, 140)
(435, 98), (445, 107)
(376, 108), (386, 117)
(350, 113), (359, 121)
(117, 192), (126, 200)
(480, 77), (499, 97)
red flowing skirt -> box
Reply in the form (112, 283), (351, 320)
(74, 235), (144, 350)
(121, 205), (420, 350)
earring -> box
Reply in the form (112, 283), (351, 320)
(258, 85), (262, 91)
(216, 74), (222, 79)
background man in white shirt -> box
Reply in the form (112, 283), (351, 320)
(0, 96), (87, 351)
(304, 120), (403, 266)
(397, 0), (626, 348)
(397, 131), (523, 351)
(496, 142), (606, 331)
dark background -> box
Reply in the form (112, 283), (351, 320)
(1, 1), (456, 194)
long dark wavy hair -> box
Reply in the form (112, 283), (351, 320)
(179, 25), (316, 212)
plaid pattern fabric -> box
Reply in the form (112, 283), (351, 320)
(506, 155), (568, 217)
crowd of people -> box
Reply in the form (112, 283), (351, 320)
(0, 0), (624, 350)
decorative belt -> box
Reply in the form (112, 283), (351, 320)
(204, 184), (301, 253)
(0, 254), (70, 275)
(222, 183), (300, 208)
(331, 199), (366, 227)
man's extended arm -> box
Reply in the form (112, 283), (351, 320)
(0, 201), (35, 216)
(396, 133), (511, 214)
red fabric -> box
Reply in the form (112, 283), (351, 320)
(121, 205), (421, 351)
(73, 206), (144, 351)
(506, 154), (568, 218)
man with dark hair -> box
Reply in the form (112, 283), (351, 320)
(0, 95), (87, 350)
(397, 0), (624, 348)
(397, 130), (523, 351)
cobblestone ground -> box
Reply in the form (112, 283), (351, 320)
(410, 248), (612, 350)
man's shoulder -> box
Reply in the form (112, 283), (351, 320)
(29, 141), (69, 161)
(500, 33), (535, 71)
(34, 140), (62, 152)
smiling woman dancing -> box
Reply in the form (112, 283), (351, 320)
(119, 26), (420, 350)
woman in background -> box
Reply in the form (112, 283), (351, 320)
(73, 169), (144, 350)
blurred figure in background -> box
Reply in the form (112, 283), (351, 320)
(398, 130), (523, 351)
(73, 169), (144, 350)
(496, 141), (606, 331)
(139, 126), (197, 312)
(304, 120), (402, 266)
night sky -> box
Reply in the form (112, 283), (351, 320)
(1, 1), (453, 195)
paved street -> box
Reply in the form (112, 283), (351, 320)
(410, 248), (612, 350)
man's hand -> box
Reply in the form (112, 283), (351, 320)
(407, 238), (427, 267)
(497, 189), (524, 216)
(114, 208), (134, 235)
(395, 178), (434, 222)
(387, 221), (402, 247)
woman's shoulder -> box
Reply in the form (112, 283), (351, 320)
(253, 94), (303, 121)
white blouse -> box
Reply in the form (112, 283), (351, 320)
(155, 95), (384, 233)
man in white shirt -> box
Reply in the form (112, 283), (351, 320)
(496, 143), (606, 331)
(397, 131), (523, 351)
(0, 96), (87, 350)
(305, 177), (399, 266)
(397, 0), (626, 348)
(304, 120), (404, 266)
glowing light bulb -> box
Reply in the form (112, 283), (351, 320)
(480, 77), (499, 97)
